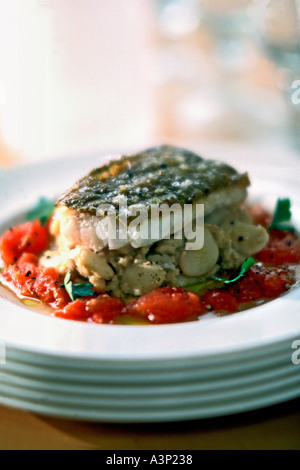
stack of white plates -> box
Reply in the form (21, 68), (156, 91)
(1, 333), (300, 422)
(0, 147), (299, 422)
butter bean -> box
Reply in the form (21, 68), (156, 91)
(179, 228), (219, 277)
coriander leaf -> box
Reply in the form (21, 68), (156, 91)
(26, 197), (55, 226)
(268, 198), (295, 232)
(214, 257), (255, 285)
(63, 271), (95, 301)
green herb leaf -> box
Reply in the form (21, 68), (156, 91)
(186, 258), (256, 293)
(268, 198), (295, 232)
(72, 283), (96, 300)
(26, 197), (55, 226)
(213, 257), (256, 285)
(64, 271), (95, 301)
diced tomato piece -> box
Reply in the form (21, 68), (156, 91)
(34, 267), (69, 308)
(269, 229), (291, 240)
(256, 230), (300, 265)
(55, 299), (90, 322)
(228, 274), (263, 303)
(247, 204), (272, 229)
(229, 266), (294, 302)
(203, 290), (238, 313)
(124, 286), (206, 324)
(17, 253), (39, 274)
(0, 221), (50, 265)
(55, 296), (124, 323)
(87, 296), (124, 324)
(2, 252), (69, 308)
(247, 204), (273, 229)
(2, 253), (39, 297)
(249, 266), (294, 298)
(2, 264), (36, 297)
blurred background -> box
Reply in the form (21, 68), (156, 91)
(0, 0), (299, 167)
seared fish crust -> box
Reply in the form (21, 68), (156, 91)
(57, 145), (250, 214)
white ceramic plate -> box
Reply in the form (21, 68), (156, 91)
(0, 146), (300, 422)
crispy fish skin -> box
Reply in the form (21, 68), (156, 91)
(57, 145), (250, 214)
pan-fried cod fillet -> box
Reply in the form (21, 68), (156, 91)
(54, 145), (250, 251)
(40, 146), (269, 297)
(57, 145), (250, 213)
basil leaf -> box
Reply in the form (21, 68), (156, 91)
(26, 197), (55, 226)
(72, 283), (96, 300)
(64, 271), (95, 301)
(268, 198), (295, 232)
(213, 257), (255, 285)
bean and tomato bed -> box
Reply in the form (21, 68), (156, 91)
(0, 204), (299, 325)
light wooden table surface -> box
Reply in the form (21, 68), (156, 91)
(0, 399), (299, 450)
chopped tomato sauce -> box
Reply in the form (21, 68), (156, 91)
(2, 253), (38, 298)
(123, 287), (206, 324)
(0, 210), (299, 325)
(228, 265), (294, 303)
(55, 296), (124, 323)
(256, 230), (300, 265)
(203, 290), (238, 313)
(34, 267), (70, 308)
(2, 252), (69, 308)
(0, 220), (50, 265)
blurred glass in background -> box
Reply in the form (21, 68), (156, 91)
(154, 0), (300, 150)
(253, 0), (300, 150)
(0, 0), (299, 167)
